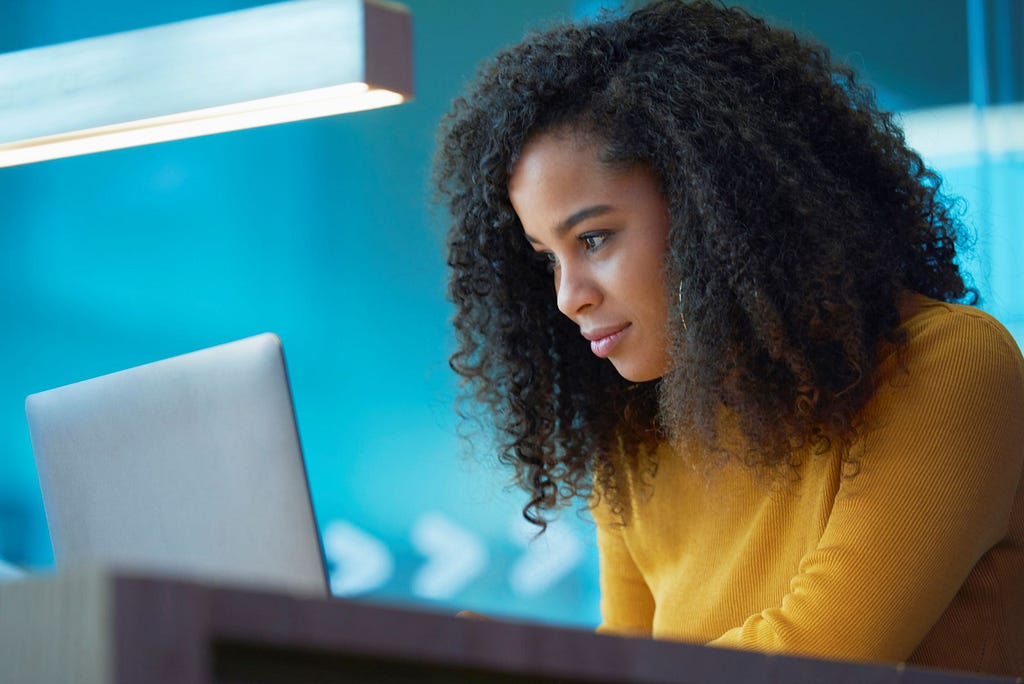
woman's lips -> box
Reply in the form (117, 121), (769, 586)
(583, 324), (630, 358)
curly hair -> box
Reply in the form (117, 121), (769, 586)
(434, 0), (974, 527)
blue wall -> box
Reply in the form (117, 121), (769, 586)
(0, 0), (601, 625)
(1, 0), (1021, 627)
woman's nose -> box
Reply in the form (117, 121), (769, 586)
(556, 264), (601, 318)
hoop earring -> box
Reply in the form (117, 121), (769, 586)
(677, 282), (688, 332)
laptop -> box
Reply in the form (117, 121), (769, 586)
(25, 333), (329, 597)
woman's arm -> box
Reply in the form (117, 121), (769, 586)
(594, 498), (657, 637)
(709, 305), (1024, 663)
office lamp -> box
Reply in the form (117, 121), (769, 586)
(0, 0), (413, 167)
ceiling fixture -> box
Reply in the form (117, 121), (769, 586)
(0, 0), (413, 167)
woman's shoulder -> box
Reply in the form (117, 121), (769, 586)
(894, 292), (1023, 372)
(866, 292), (1024, 437)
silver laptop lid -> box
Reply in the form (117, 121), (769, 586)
(25, 333), (328, 596)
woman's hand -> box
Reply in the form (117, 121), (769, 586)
(456, 610), (491, 621)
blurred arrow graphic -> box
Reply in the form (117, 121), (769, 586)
(322, 520), (394, 596)
(411, 511), (488, 599)
(508, 519), (583, 597)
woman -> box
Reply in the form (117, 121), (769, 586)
(434, 0), (1024, 674)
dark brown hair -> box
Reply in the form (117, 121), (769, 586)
(434, 0), (974, 527)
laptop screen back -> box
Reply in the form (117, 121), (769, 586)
(25, 333), (328, 596)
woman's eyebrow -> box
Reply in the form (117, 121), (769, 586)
(524, 205), (614, 245)
(558, 205), (613, 236)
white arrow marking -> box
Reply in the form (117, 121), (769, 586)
(322, 520), (394, 596)
(508, 518), (584, 597)
(410, 511), (488, 600)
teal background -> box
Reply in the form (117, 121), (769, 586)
(1, 0), (1021, 627)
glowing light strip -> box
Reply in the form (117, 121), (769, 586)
(0, 84), (405, 167)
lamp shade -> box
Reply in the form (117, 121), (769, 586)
(0, 0), (413, 167)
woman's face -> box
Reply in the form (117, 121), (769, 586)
(508, 131), (672, 382)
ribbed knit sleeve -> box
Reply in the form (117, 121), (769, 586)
(708, 304), (1024, 663)
(594, 497), (656, 637)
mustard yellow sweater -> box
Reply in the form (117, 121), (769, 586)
(593, 295), (1024, 676)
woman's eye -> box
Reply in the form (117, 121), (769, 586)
(536, 251), (559, 272)
(580, 232), (609, 251)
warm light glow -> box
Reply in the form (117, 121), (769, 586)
(0, 83), (406, 167)
(901, 102), (1024, 164)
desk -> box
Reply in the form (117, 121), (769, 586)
(0, 570), (1016, 683)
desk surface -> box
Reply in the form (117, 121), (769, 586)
(0, 570), (1018, 684)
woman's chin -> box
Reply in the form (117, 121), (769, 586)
(610, 359), (667, 383)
